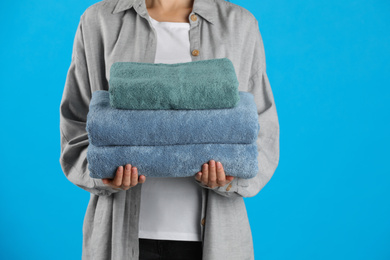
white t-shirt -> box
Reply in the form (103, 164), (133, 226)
(138, 15), (203, 242)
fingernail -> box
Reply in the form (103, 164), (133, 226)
(217, 161), (221, 169)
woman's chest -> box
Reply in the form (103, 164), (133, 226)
(84, 14), (252, 93)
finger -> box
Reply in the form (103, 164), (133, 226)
(195, 171), (202, 181)
(113, 165), (126, 187)
(208, 160), (217, 188)
(130, 167), (138, 187)
(139, 174), (146, 183)
(216, 161), (226, 186)
(201, 163), (209, 185)
(122, 165), (131, 188)
(226, 175), (235, 183)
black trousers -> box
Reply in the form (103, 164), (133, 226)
(139, 238), (203, 260)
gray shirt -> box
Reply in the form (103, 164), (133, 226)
(59, 0), (280, 259)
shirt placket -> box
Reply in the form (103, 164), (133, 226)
(187, 11), (207, 244)
(188, 12), (201, 61)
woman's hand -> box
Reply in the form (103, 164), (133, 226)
(102, 164), (146, 191)
(195, 160), (234, 188)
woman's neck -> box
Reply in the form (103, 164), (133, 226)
(145, 0), (194, 11)
(145, 0), (194, 23)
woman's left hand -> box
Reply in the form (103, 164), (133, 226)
(195, 160), (234, 188)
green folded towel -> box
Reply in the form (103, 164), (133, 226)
(108, 58), (240, 110)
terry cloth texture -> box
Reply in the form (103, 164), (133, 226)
(86, 90), (260, 147)
(108, 57), (240, 110)
(87, 142), (259, 179)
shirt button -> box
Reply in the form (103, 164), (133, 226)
(201, 218), (206, 226)
(190, 14), (197, 21)
(192, 49), (200, 56)
(226, 183), (232, 191)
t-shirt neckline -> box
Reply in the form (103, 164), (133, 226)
(149, 16), (190, 27)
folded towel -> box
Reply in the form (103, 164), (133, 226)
(108, 58), (240, 110)
(86, 90), (260, 147)
(87, 142), (259, 179)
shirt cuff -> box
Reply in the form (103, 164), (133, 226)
(93, 178), (123, 196)
(193, 177), (240, 198)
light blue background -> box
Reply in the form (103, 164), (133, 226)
(0, 0), (389, 259)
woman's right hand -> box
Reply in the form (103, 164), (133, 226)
(102, 164), (146, 191)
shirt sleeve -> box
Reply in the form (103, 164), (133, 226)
(59, 15), (121, 197)
(194, 18), (280, 198)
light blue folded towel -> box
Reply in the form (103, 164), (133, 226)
(86, 90), (260, 146)
(108, 58), (240, 110)
(87, 142), (259, 179)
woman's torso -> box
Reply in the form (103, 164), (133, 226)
(80, 0), (261, 259)
(138, 15), (203, 242)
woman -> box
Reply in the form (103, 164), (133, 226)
(59, 0), (280, 259)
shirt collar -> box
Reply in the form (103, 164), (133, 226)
(112, 0), (216, 24)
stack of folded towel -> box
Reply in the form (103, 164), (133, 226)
(86, 57), (260, 179)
